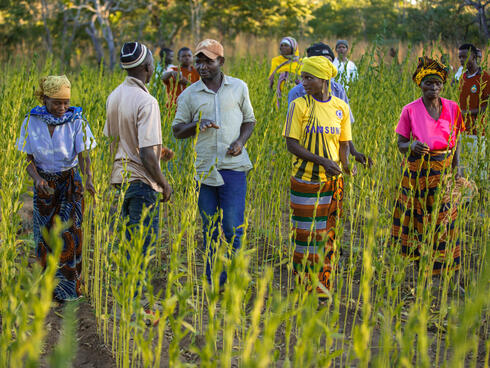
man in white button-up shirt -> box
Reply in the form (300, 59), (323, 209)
(172, 39), (256, 288)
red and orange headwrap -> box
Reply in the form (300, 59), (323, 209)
(412, 57), (448, 86)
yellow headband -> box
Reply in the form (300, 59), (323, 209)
(300, 56), (338, 81)
(35, 75), (71, 102)
(413, 69), (445, 86)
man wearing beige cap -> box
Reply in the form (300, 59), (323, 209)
(172, 39), (256, 288)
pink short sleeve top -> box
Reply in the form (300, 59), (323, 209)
(395, 97), (463, 150)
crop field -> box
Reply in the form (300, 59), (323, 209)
(0, 48), (489, 367)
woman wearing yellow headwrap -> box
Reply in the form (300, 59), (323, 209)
(282, 56), (354, 299)
(269, 37), (301, 108)
(17, 75), (97, 303)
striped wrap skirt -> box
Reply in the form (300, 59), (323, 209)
(391, 151), (461, 275)
(290, 176), (343, 292)
(34, 167), (84, 301)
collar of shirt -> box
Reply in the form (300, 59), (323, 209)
(335, 57), (349, 64)
(173, 73), (255, 186)
(179, 65), (197, 72)
(193, 73), (232, 93)
(124, 76), (150, 93)
(465, 67), (482, 79)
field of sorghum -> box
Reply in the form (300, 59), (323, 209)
(0, 46), (488, 367)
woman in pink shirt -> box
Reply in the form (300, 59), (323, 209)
(392, 57), (467, 286)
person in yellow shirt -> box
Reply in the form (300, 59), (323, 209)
(269, 36), (301, 108)
(283, 56), (354, 298)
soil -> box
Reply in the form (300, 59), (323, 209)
(40, 301), (116, 368)
(19, 192), (33, 233)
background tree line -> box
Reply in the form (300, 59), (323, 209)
(0, 0), (487, 69)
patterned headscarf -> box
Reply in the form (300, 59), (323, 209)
(280, 37), (299, 59)
(29, 106), (83, 126)
(34, 75), (71, 102)
(412, 57), (448, 86)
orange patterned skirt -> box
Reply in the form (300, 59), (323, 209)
(290, 176), (343, 294)
(391, 151), (461, 275)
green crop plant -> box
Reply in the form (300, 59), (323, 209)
(0, 43), (488, 367)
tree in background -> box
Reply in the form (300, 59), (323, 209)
(186, 0), (316, 42)
(462, 0), (489, 41)
(0, 0), (487, 67)
(65, 0), (148, 70)
(308, 0), (482, 43)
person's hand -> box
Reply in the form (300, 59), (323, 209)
(85, 177), (96, 197)
(161, 181), (173, 202)
(353, 151), (366, 165)
(198, 119), (219, 132)
(34, 178), (52, 196)
(178, 76), (190, 85)
(353, 151), (373, 168)
(321, 158), (342, 177)
(344, 163), (357, 176)
(227, 140), (243, 156)
(410, 140), (430, 155)
(160, 147), (174, 161)
(162, 71), (179, 82)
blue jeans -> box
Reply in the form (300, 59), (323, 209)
(121, 181), (160, 257)
(198, 170), (247, 286)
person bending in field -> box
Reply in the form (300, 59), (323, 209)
(392, 57), (473, 290)
(288, 42), (372, 168)
(172, 39), (256, 288)
(284, 56), (354, 299)
(333, 40), (357, 89)
(104, 42), (173, 263)
(17, 75), (96, 303)
(162, 47), (200, 107)
(269, 36), (301, 108)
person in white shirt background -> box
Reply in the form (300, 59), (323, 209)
(333, 40), (358, 88)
